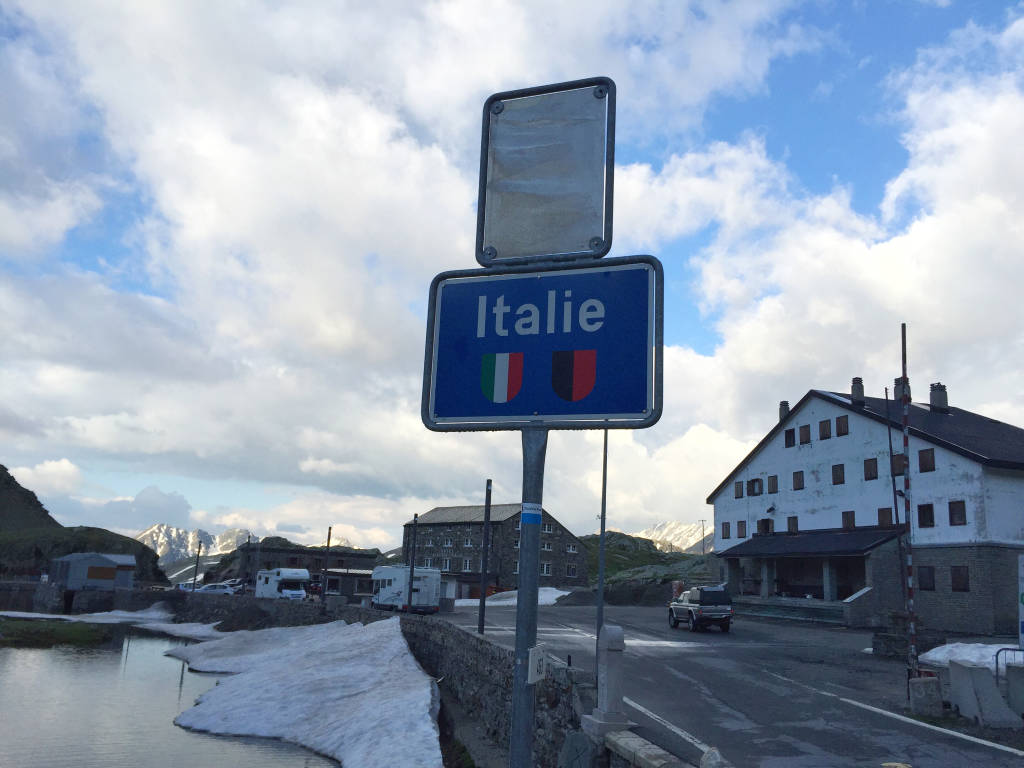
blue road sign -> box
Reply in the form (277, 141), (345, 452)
(422, 255), (663, 430)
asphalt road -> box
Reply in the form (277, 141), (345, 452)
(445, 604), (1024, 768)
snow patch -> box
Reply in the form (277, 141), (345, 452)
(919, 642), (1019, 675)
(0, 604), (174, 624)
(169, 617), (442, 767)
(454, 587), (569, 607)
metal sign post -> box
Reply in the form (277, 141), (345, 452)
(509, 428), (548, 767)
(478, 478), (492, 634)
(421, 77), (663, 768)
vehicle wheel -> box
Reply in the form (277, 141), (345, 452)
(688, 613), (698, 632)
(720, 621), (730, 633)
(669, 610), (679, 629)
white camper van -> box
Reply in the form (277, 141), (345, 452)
(371, 565), (440, 614)
(255, 568), (310, 600)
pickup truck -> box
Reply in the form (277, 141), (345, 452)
(668, 585), (733, 633)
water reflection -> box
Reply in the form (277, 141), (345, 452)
(0, 628), (337, 767)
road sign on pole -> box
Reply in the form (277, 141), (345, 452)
(422, 255), (662, 431)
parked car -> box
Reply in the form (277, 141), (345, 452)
(196, 583), (236, 595)
(175, 582), (197, 592)
(669, 585), (733, 633)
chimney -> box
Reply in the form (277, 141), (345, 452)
(851, 377), (865, 407)
(893, 376), (911, 404)
(779, 400), (790, 421)
(930, 382), (949, 413)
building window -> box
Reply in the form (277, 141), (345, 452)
(462, 558), (472, 571)
(785, 428), (795, 447)
(787, 516), (798, 533)
(422, 540), (433, 548)
(836, 415), (849, 436)
(513, 561), (519, 575)
(832, 464), (845, 485)
(757, 518), (774, 535)
(951, 566), (970, 592)
(747, 478), (763, 496)
(541, 541), (552, 551)
(721, 522), (731, 539)
(734, 481), (744, 499)
(737, 520), (747, 538)
(566, 564), (577, 577)
(767, 475), (778, 494)
(948, 500), (967, 526)
(515, 520), (521, 530)
(566, 543), (577, 553)
(443, 537), (453, 547)
(793, 471), (804, 491)
(842, 510), (856, 530)
(891, 454), (905, 476)
(864, 458), (878, 481)
(463, 538), (473, 547)
(799, 424), (811, 444)
(918, 503), (934, 528)
(919, 448), (935, 473)
(442, 558), (451, 571)
(819, 419), (831, 440)
(541, 562), (551, 576)
(514, 539), (520, 549)
(918, 566), (935, 591)
(878, 508), (893, 528)
(541, 523), (554, 534)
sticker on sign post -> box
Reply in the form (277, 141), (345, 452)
(422, 255), (663, 431)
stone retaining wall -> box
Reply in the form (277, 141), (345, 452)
(0, 582), (37, 611)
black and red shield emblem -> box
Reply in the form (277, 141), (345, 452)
(551, 350), (596, 401)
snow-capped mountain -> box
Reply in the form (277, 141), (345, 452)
(631, 521), (714, 554)
(137, 523), (258, 565)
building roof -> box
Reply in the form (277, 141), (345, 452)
(406, 504), (527, 526)
(715, 527), (901, 559)
(707, 388), (1024, 503)
(53, 552), (135, 565)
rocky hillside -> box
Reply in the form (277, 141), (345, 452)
(0, 464), (164, 582)
(136, 523), (258, 565)
(579, 531), (679, 582)
(0, 465), (62, 532)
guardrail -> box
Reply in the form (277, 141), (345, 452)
(995, 647), (1024, 687)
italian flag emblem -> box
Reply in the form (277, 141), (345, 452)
(481, 352), (523, 403)
(552, 350), (596, 401)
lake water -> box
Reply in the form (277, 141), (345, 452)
(0, 627), (338, 767)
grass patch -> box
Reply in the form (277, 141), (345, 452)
(0, 618), (113, 648)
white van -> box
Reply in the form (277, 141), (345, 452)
(371, 566), (440, 614)
(255, 568), (310, 600)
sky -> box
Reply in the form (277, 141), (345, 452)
(3, 1), (1024, 551)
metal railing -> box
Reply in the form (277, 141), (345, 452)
(994, 647), (1023, 687)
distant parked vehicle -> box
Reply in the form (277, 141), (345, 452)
(255, 568), (310, 600)
(196, 583), (236, 595)
(175, 582), (197, 592)
(371, 566), (440, 614)
(669, 585), (733, 633)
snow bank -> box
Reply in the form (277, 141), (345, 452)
(454, 587), (569, 608)
(919, 642), (1021, 675)
(0, 603), (174, 624)
(136, 622), (224, 641)
(169, 617), (442, 767)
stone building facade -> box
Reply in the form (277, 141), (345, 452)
(401, 504), (588, 598)
(710, 377), (1024, 634)
(233, 542), (378, 587)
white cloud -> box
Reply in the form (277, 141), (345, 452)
(9, 458), (82, 496)
(3, 4), (1024, 547)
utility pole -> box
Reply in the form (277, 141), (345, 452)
(900, 323), (919, 682)
(699, 519), (707, 555)
(321, 526), (332, 610)
(406, 514), (418, 612)
(478, 479), (492, 634)
(190, 540), (202, 592)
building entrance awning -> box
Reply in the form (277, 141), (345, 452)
(717, 527), (902, 559)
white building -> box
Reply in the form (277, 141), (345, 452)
(707, 377), (1024, 634)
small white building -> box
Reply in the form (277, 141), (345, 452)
(708, 377), (1024, 634)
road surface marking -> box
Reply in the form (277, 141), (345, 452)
(766, 672), (1024, 758)
(623, 696), (712, 755)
